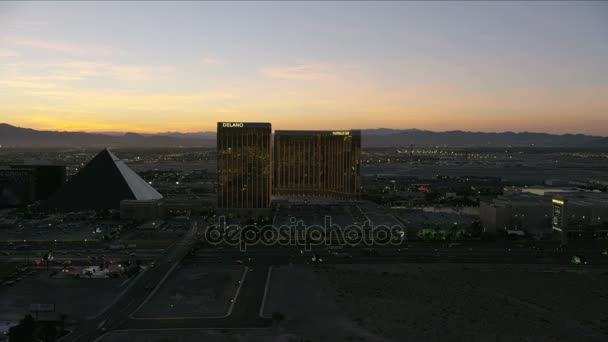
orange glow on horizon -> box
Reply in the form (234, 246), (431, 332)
(1, 2), (607, 136)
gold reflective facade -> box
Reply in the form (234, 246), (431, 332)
(217, 122), (272, 210)
(273, 130), (361, 199)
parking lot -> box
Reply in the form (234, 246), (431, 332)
(133, 264), (244, 318)
(273, 200), (386, 228)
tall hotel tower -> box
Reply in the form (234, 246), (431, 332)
(273, 130), (361, 199)
(217, 122), (272, 216)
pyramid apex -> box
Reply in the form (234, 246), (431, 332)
(95, 148), (119, 161)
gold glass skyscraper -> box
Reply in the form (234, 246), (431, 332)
(217, 122), (272, 215)
(273, 130), (361, 199)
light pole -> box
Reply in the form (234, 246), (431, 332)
(43, 251), (53, 273)
(23, 239), (28, 266)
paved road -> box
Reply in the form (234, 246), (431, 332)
(187, 240), (608, 267)
(1, 249), (166, 268)
(61, 221), (200, 342)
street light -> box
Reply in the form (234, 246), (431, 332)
(43, 251), (54, 272)
(23, 240), (28, 265)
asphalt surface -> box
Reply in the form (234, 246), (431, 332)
(123, 265), (271, 330)
(188, 240), (608, 267)
(61, 222), (200, 342)
(59, 237), (608, 341)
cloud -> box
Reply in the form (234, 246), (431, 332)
(0, 49), (19, 57)
(0, 80), (56, 89)
(17, 88), (237, 111)
(11, 38), (120, 57)
(260, 64), (341, 80)
(200, 57), (222, 66)
(41, 61), (176, 81)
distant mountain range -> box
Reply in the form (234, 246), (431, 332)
(0, 123), (606, 148)
(360, 129), (606, 147)
(0, 123), (215, 148)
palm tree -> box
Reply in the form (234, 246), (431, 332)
(271, 311), (285, 333)
(9, 314), (37, 342)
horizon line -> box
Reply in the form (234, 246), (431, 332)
(1, 122), (606, 138)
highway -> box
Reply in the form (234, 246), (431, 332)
(187, 240), (608, 267)
(60, 221), (200, 342)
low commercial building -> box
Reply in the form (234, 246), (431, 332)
(10, 163), (66, 200)
(503, 186), (590, 197)
(0, 163), (65, 208)
(0, 167), (35, 208)
(552, 193), (608, 239)
(120, 194), (216, 221)
(480, 194), (553, 237)
(163, 195), (216, 217)
(120, 199), (165, 221)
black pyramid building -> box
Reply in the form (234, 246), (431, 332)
(43, 149), (162, 211)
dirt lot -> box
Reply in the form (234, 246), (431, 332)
(262, 265), (388, 342)
(321, 264), (608, 342)
(261, 264), (608, 342)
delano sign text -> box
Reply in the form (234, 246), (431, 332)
(222, 122), (244, 128)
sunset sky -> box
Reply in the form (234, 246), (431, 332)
(0, 1), (607, 135)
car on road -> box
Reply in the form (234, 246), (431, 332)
(572, 255), (588, 265)
(331, 252), (353, 258)
(361, 248), (378, 256)
(97, 320), (108, 333)
(311, 254), (323, 263)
